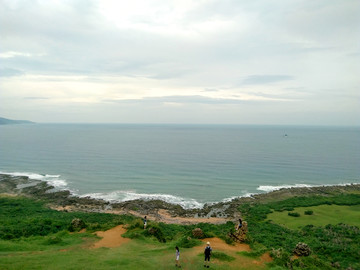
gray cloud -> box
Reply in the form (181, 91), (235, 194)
(0, 0), (359, 125)
(24, 97), (49, 100)
(106, 95), (281, 105)
(242, 75), (294, 85)
(0, 68), (24, 77)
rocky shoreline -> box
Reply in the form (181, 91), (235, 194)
(1, 173), (360, 224)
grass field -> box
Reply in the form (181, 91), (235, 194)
(0, 234), (268, 270)
(2, 193), (360, 269)
(267, 204), (360, 230)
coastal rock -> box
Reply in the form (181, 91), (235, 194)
(293, 242), (311, 256)
(192, 228), (204, 238)
(70, 218), (86, 231)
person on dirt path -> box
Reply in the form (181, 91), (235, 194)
(204, 241), (212, 268)
(175, 246), (181, 268)
(143, 216), (147, 229)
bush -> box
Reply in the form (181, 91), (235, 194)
(304, 210), (313, 215)
(144, 225), (166, 243)
(175, 236), (201, 248)
(288, 212), (300, 217)
(44, 236), (63, 245)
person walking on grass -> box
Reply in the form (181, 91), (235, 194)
(175, 246), (181, 268)
(143, 216), (147, 229)
(204, 241), (212, 268)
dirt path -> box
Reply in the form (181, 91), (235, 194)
(190, 237), (272, 268)
(113, 209), (228, 225)
(91, 225), (130, 248)
(197, 237), (251, 252)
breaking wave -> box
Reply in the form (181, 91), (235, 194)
(0, 171), (68, 188)
(80, 190), (205, 209)
(257, 182), (358, 193)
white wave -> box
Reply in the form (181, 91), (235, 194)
(80, 190), (204, 209)
(220, 192), (255, 203)
(257, 182), (359, 193)
(0, 171), (67, 188)
(257, 184), (314, 192)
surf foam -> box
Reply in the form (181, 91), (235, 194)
(0, 171), (68, 188)
(80, 190), (204, 209)
(257, 182), (358, 193)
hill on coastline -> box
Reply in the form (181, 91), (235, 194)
(0, 117), (34, 125)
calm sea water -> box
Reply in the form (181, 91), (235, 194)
(0, 124), (359, 208)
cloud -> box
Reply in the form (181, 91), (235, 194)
(0, 51), (32, 58)
(24, 97), (49, 100)
(0, 68), (24, 77)
(241, 75), (294, 85)
(0, 0), (359, 125)
(106, 95), (287, 105)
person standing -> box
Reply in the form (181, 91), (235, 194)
(237, 218), (243, 231)
(143, 216), (147, 229)
(175, 246), (180, 267)
(204, 241), (212, 268)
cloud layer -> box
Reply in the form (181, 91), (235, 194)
(0, 0), (359, 125)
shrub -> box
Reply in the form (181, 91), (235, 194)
(144, 225), (166, 243)
(304, 210), (313, 215)
(288, 212), (300, 217)
(44, 236), (62, 245)
(175, 236), (201, 248)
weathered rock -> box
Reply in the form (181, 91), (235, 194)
(192, 228), (204, 238)
(293, 242), (311, 256)
(147, 227), (157, 235)
(70, 218), (86, 231)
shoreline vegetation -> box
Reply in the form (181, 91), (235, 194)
(1, 173), (360, 269)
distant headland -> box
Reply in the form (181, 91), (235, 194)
(0, 117), (35, 125)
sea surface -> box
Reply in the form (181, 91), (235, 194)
(0, 124), (359, 208)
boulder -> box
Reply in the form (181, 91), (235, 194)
(293, 242), (311, 256)
(70, 218), (86, 231)
(192, 228), (204, 238)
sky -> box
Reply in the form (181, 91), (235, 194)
(0, 0), (359, 125)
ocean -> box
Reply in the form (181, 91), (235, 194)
(0, 124), (359, 208)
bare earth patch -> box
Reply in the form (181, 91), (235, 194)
(109, 209), (228, 225)
(198, 237), (251, 252)
(91, 225), (129, 249)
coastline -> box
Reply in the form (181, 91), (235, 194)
(1, 173), (360, 225)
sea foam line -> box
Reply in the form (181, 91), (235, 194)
(0, 171), (68, 188)
(257, 182), (359, 193)
(80, 190), (204, 209)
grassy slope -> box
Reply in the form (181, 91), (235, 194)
(0, 237), (267, 270)
(1, 192), (360, 269)
(267, 204), (360, 230)
(0, 195), (265, 269)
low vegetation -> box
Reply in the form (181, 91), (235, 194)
(1, 192), (360, 269)
(239, 193), (360, 269)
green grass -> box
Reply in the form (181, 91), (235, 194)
(267, 204), (360, 230)
(2, 193), (360, 269)
(239, 193), (360, 269)
(0, 196), (135, 239)
(0, 237), (252, 270)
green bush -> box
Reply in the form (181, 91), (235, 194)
(175, 236), (201, 248)
(44, 236), (63, 245)
(288, 212), (300, 217)
(0, 197), (134, 239)
(144, 225), (166, 243)
(304, 210), (314, 215)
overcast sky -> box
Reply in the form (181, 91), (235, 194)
(1, 0), (359, 125)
